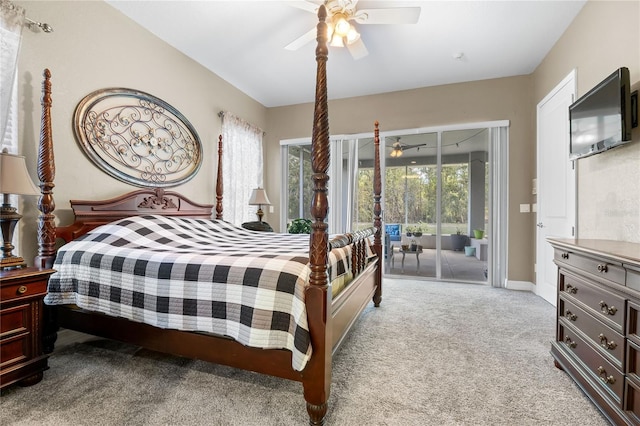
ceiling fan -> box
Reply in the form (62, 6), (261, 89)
(388, 137), (427, 158)
(285, 0), (421, 60)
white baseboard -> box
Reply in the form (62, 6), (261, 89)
(505, 280), (535, 292)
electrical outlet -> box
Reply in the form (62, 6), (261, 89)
(519, 204), (530, 213)
(269, 206), (274, 213)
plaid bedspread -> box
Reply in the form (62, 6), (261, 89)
(45, 215), (356, 371)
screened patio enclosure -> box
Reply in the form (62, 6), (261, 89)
(280, 121), (508, 286)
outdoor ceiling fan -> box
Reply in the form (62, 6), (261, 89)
(389, 137), (427, 158)
(285, 0), (421, 60)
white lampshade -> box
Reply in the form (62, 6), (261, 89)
(248, 188), (271, 206)
(0, 150), (40, 196)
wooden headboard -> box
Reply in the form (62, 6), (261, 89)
(55, 188), (214, 244)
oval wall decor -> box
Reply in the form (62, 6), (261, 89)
(73, 88), (202, 188)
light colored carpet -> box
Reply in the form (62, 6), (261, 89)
(1, 279), (608, 425)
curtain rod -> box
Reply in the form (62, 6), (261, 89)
(218, 111), (266, 136)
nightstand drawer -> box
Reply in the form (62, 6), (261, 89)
(0, 333), (29, 368)
(560, 295), (624, 367)
(0, 303), (30, 338)
(0, 279), (47, 303)
(555, 250), (626, 287)
(561, 272), (625, 333)
(0, 267), (54, 390)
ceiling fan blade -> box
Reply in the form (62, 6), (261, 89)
(288, 0), (322, 14)
(346, 37), (368, 60)
(285, 27), (317, 51)
(354, 7), (421, 25)
(404, 143), (429, 151)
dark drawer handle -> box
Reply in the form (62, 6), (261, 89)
(599, 301), (617, 316)
(598, 333), (617, 350)
(565, 284), (577, 295)
(561, 252), (569, 259)
(564, 336), (577, 348)
(17, 285), (27, 295)
(565, 310), (577, 321)
(597, 366), (616, 385)
(596, 264), (608, 273)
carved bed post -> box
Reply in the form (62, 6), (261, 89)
(215, 134), (223, 220)
(34, 69), (56, 270)
(34, 69), (58, 354)
(373, 121), (382, 306)
(303, 5), (331, 426)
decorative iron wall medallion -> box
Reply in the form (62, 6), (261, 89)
(73, 88), (202, 188)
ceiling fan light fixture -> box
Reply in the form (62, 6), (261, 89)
(345, 26), (360, 44)
(333, 14), (351, 37)
(330, 33), (344, 47)
(389, 142), (403, 158)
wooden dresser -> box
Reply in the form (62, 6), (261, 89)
(0, 267), (55, 389)
(549, 238), (640, 425)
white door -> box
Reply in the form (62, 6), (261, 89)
(536, 70), (576, 306)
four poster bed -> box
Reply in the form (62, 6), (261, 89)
(34, 6), (382, 425)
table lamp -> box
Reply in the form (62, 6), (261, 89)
(248, 187), (271, 223)
(0, 149), (40, 269)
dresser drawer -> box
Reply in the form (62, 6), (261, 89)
(629, 268), (640, 293)
(559, 322), (624, 404)
(555, 249), (626, 287)
(628, 338), (640, 382)
(624, 377), (640, 423)
(560, 295), (624, 367)
(561, 272), (625, 333)
(0, 279), (47, 303)
(628, 301), (640, 346)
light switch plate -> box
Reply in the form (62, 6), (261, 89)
(519, 204), (530, 213)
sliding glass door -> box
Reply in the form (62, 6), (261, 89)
(383, 128), (490, 283)
(280, 121), (508, 286)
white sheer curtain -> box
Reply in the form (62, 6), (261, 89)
(1, 0), (25, 255)
(1, 0), (24, 150)
(220, 112), (264, 225)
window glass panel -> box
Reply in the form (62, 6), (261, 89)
(286, 144), (313, 224)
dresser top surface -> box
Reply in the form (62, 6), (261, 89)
(548, 238), (640, 266)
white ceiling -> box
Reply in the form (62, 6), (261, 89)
(106, 0), (587, 108)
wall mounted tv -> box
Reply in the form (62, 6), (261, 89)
(569, 67), (632, 160)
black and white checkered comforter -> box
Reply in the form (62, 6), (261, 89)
(45, 215), (355, 371)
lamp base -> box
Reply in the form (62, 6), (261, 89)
(1, 255), (27, 270)
(1, 202), (26, 270)
(256, 207), (264, 222)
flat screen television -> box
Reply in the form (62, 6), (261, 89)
(569, 67), (632, 160)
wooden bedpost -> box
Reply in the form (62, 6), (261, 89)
(215, 134), (223, 220)
(303, 5), (331, 426)
(34, 69), (56, 270)
(373, 121), (382, 307)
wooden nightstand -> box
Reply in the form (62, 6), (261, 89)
(1, 267), (55, 389)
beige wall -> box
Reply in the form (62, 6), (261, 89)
(266, 76), (535, 282)
(532, 0), (640, 243)
(15, 1), (267, 263)
(13, 1), (639, 285)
